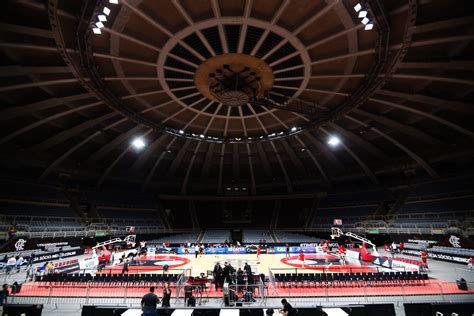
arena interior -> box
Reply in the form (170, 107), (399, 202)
(0, 0), (474, 315)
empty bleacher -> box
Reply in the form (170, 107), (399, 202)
(275, 231), (323, 243)
(242, 229), (271, 243)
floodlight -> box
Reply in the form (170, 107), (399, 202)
(132, 137), (146, 149)
(328, 136), (340, 146)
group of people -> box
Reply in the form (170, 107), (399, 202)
(140, 284), (172, 316)
(212, 261), (255, 291)
(1, 253), (37, 275)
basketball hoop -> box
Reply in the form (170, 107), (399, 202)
(330, 227), (343, 240)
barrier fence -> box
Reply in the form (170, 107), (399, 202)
(7, 277), (473, 307)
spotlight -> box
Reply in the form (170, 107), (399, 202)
(103, 7), (111, 15)
(95, 21), (104, 28)
(291, 127), (297, 132)
(199, 134), (205, 138)
(109, 0), (119, 4)
(98, 14), (107, 22)
(328, 136), (340, 147)
(361, 17), (370, 25)
(132, 137), (146, 150)
(92, 28), (102, 34)
(178, 130), (184, 134)
(358, 10), (367, 18)
(354, 3), (362, 12)
(365, 23), (374, 30)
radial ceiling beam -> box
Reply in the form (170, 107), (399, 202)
(294, 135), (330, 186)
(269, 141), (293, 193)
(353, 109), (442, 145)
(0, 22), (53, 38)
(0, 66), (71, 77)
(256, 142), (272, 179)
(181, 141), (202, 194)
(167, 139), (192, 177)
(210, 0), (229, 54)
(142, 137), (178, 191)
(376, 89), (473, 114)
(0, 92), (93, 120)
(0, 101), (102, 145)
(217, 143), (226, 194)
(292, 0), (338, 35)
(246, 143), (257, 195)
(232, 143), (240, 182)
(319, 127), (379, 186)
(237, 0), (252, 54)
(368, 97), (474, 138)
(201, 142), (215, 178)
(39, 131), (102, 182)
(31, 112), (119, 152)
(181, 103), (222, 193)
(345, 115), (439, 178)
(410, 16), (474, 34)
(319, 0), (357, 107)
(279, 138), (306, 176)
(250, 0), (289, 56)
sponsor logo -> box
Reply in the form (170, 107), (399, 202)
(15, 239), (27, 251)
(37, 242), (69, 248)
(448, 235), (461, 248)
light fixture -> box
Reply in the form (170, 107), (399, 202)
(235, 137), (241, 141)
(98, 14), (107, 22)
(109, 0), (119, 4)
(132, 137), (146, 150)
(259, 136), (264, 139)
(365, 23), (374, 30)
(291, 127), (297, 132)
(92, 28), (102, 34)
(192, 133), (197, 137)
(361, 17), (370, 25)
(95, 21), (104, 28)
(103, 7), (111, 15)
(178, 130), (184, 134)
(199, 134), (205, 138)
(358, 10), (367, 18)
(278, 132), (284, 135)
(354, 3), (362, 12)
(328, 136), (340, 147)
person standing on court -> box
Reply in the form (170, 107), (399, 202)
(299, 250), (305, 268)
(195, 244), (200, 258)
(162, 282), (171, 307)
(141, 286), (160, 316)
(257, 245), (261, 260)
(285, 244), (290, 258)
(213, 262), (223, 291)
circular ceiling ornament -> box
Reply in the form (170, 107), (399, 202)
(195, 53), (274, 107)
(157, 17), (312, 124)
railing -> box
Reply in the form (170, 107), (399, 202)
(8, 278), (473, 307)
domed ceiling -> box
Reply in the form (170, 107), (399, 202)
(0, 0), (473, 195)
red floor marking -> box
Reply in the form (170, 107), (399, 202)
(97, 255), (190, 274)
(281, 255), (376, 272)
